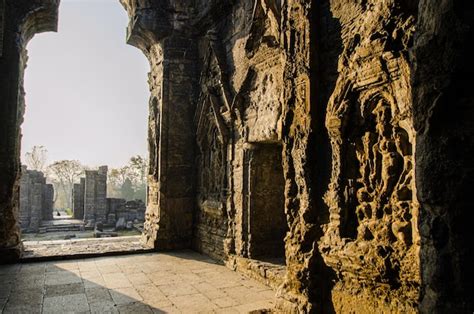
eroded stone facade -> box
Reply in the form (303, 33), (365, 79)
(0, 0), (472, 312)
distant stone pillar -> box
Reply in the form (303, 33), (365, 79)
(121, 1), (197, 249)
(95, 166), (108, 223)
(29, 183), (43, 232)
(42, 184), (54, 220)
(19, 166), (31, 229)
(84, 170), (97, 224)
(72, 182), (84, 219)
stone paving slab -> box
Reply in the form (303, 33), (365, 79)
(0, 250), (276, 313)
(21, 236), (150, 261)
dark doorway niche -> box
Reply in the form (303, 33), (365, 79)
(245, 143), (287, 260)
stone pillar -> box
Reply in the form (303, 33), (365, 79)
(121, 1), (197, 249)
(29, 183), (43, 232)
(42, 184), (54, 220)
(95, 166), (108, 223)
(72, 181), (84, 220)
(146, 35), (197, 249)
(84, 170), (97, 224)
(0, 0), (59, 263)
(19, 166), (31, 229)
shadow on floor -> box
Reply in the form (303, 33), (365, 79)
(0, 250), (276, 313)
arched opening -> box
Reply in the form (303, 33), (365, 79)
(18, 0), (150, 256)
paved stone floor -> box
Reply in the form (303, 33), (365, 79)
(22, 236), (149, 260)
(0, 251), (275, 313)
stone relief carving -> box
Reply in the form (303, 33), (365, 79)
(321, 55), (419, 294)
(196, 49), (229, 204)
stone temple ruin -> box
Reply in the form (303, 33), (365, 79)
(72, 166), (145, 229)
(0, 0), (473, 312)
(19, 166), (54, 232)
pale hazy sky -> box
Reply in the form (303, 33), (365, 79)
(22, 0), (149, 168)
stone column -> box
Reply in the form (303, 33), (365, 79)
(29, 183), (43, 232)
(72, 182), (84, 220)
(19, 166), (31, 229)
(42, 184), (54, 220)
(121, 0), (197, 249)
(0, 0), (58, 263)
(84, 170), (97, 224)
(95, 166), (108, 223)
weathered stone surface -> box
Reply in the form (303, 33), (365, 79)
(318, 1), (419, 312)
(0, 0), (472, 312)
(0, 0), (4, 57)
(411, 0), (474, 312)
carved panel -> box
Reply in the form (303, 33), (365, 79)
(198, 117), (226, 202)
(321, 54), (419, 291)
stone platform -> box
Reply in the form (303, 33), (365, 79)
(21, 236), (149, 261)
(38, 218), (85, 233)
(0, 251), (275, 313)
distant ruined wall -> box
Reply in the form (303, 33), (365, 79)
(19, 167), (53, 232)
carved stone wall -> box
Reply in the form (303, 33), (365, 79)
(0, 0), (471, 312)
(190, 0), (287, 266)
(318, 1), (420, 311)
(117, 0), (471, 311)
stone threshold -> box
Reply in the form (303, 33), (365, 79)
(20, 235), (154, 263)
(227, 256), (286, 290)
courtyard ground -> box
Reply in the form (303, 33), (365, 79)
(0, 251), (275, 313)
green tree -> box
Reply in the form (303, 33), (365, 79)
(108, 155), (148, 201)
(47, 160), (84, 209)
(121, 178), (134, 201)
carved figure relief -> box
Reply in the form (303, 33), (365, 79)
(196, 49), (229, 204)
(198, 116), (226, 201)
(321, 63), (418, 289)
